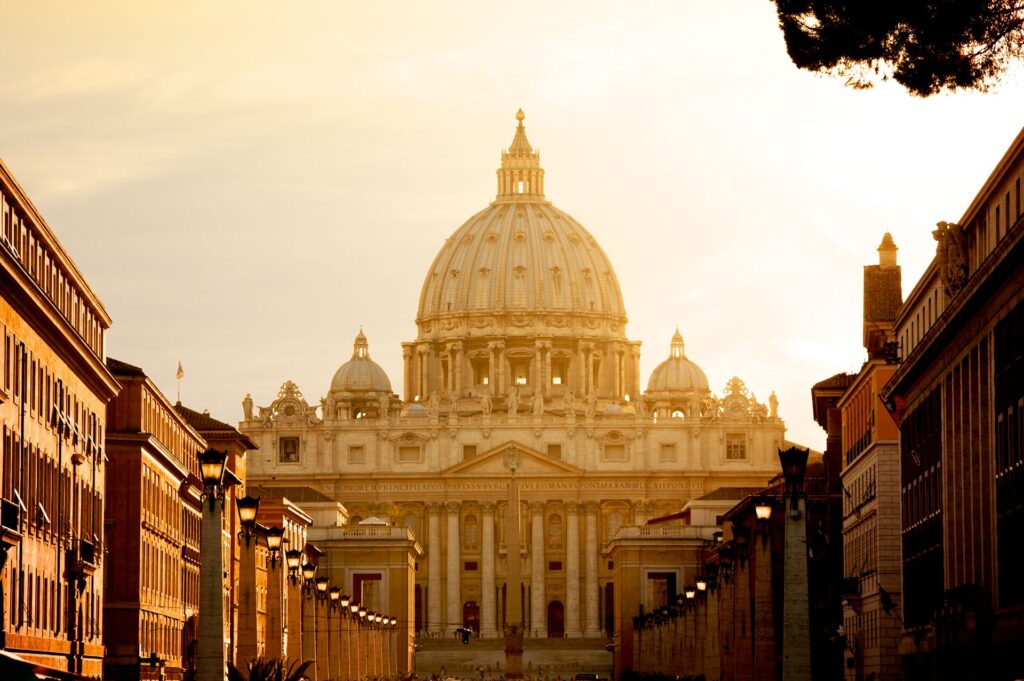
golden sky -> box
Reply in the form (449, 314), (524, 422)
(2, 0), (1023, 449)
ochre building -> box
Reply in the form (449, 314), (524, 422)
(243, 112), (785, 674)
(0, 160), (119, 676)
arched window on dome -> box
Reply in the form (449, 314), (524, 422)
(671, 409), (685, 421)
(354, 409), (366, 419)
(472, 357), (490, 386)
(518, 180), (524, 194)
(651, 410), (658, 424)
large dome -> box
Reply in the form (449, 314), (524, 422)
(416, 111), (626, 333)
(330, 330), (392, 393)
(646, 330), (710, 395)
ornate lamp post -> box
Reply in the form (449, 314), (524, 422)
(286, 549), (303, 583)
(236, 495), (260, 546)
(301, 562), (318, 680)
(350, 602), (362, 681)
(266, 526), (285, 568)
(197, 448), (231, 681)
(339, 595), (352, 681)
(328, 587), (341, 681)
(778, 446), (811, 681)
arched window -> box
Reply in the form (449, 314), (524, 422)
(605, 511), (623, 541)
(464, 514), (479, 549)
(671, 409), (685, 420)
(547, 513), (563, 549)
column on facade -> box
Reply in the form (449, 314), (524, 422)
(543, 343), (553, 397)
(529, 502), (547, 638)
(446, 502), (462, 635)
(402, 345), (413, 404)
(481, 502), (499, 638)
(577, 342), (587, 396)
(630, 342), (642, 400)
(583, 502), (600, 637)
(565, 502), (582, 638)
(427, 504), (442, 635)
(453, 342), (463, 395)
(490, 342), (506, 396)
(418, 347), (429, 401)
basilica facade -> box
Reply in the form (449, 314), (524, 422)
(242, 112), (784, 646)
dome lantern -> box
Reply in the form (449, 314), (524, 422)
(496, 109), (545, 201)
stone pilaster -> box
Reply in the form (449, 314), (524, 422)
(427, 503), (442, 634)
(481, 502), (499, 638)
(782, 498), (812, 680)
(446, 501), (462, 635)
(529, 502), (547, 637)
(583, 501), (600, 637)
(198, 499), (227, 681)
(565, 501), (582, 638)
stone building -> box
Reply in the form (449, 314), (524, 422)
(103, 358), (206, 681)
(882, 125), (1024, 679)
(243, 112), (785, 675)
(834, 235), (904, 681)
(0, 160), (119, 676)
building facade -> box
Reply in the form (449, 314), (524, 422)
(835, 235), (904, 681)
(104, 358), (205, 681)
(243, 112), (785, 674)
(883, 125), (1024, 680)
(0, 160), (119, 676)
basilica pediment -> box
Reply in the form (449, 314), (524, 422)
(441, 441), (583, 477)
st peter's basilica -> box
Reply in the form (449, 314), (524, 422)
(241, 111), (785, 657)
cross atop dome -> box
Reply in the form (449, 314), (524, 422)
(496, 109), (546, 202)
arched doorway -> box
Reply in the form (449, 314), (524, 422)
(547, 600), (565, 638)
(463, 600), (480, 635)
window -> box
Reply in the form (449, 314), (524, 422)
(547, 443), (562, 459)
(547, 514), (563, 548)
(726, 434), (746, 460)
(548, 561), (563, 571)
(279, 437), (300, 463)
(463, 445), (477, 460)
(464, 561), (478, 571)
(398, 446), (421, 463)
(660, 443), (677, 462)
(472, 358), (489, 386)
(602, 444), (626, 462)
(464, 515), (479, 549)
(347, 445), (365, 464)
(551, 356), (569, 385)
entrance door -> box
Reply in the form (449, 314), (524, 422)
(547, 600), (565, 638)
(463, 600), (480, 634)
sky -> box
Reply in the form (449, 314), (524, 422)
(1, 1), (1022, 450)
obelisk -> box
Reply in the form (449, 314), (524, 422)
(504, 448), (525, 679)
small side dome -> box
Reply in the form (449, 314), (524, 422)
(405, 403), (428, 417)
(330, 330), (393, 393)
(646, 329), (710, 394)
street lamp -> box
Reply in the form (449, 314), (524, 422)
(695, 575), (708, 594)
(266, 526), (284, 568)
(754, 496), (774, 545)
(778, 446), (810, 515)
(199, 449), (228, 510)
(341, 594), (351, 609)
(684, 585), (696, 602)
(316, 576), (329, 601)
(329, 586), (341, 607)
(286, 549), (302, 583)
(236, 495), (260, 546)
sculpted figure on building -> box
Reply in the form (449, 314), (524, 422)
(241, 112), (786, 644)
